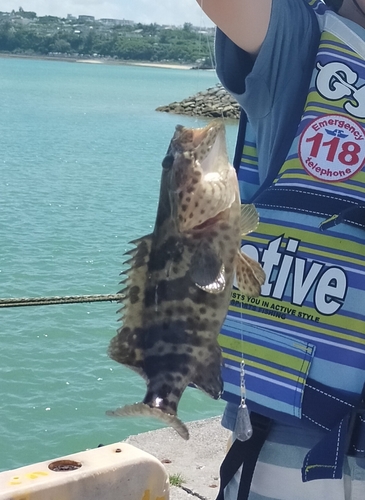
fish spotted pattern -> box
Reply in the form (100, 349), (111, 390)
(107, 121), (265, 439)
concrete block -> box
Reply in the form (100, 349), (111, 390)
(0, 442), (169, 500)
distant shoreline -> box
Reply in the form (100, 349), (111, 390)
(0, 52), (194, 70)
(127, 61), (193, 70)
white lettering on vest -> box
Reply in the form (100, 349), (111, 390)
(315, 267), (348, 315)
(316, 61), (365, 119)
(242, 236), (347, 315)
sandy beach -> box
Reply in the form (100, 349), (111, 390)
(128, 61), (193, 70)
(76, 60), (193, 70)
(0, 52), (194, 70)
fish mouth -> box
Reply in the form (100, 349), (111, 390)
(196, 121), (227, 175)
(106, 403), (190, 440)
(168, 120), (236, 233)
(172, 120), (227, 176)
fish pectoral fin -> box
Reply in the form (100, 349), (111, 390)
(195, 264), (226, 294)
(241, 203), (259, 236)
(190, 242), (223, 289)
(235, 250), (266, 296)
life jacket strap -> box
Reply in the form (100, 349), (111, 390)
(215, 413), (271, 500)
(301, 381), (365, 481)
(255, 187), (365, 231)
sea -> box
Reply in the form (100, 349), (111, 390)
(0, 56), (239, 473)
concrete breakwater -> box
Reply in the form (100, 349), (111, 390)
(126, 417), (230, 500)
(156, 83), (240, 120)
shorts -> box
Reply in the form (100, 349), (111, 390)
(224, 422), (365, 500)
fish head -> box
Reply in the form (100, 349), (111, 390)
(160, 120), (238, 232)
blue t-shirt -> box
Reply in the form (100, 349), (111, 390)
(215, 0), (321, 200)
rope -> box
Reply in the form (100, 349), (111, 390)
(0, 294), (125, 308)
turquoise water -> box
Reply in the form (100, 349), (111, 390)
(0, 57), (238, 472)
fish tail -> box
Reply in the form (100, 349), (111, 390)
(106, 403), (190, 440)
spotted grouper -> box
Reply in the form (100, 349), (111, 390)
(107, 120), (265, 439)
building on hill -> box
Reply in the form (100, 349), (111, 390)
(99, 18), (134, 26)
(78, 15), (95, 22)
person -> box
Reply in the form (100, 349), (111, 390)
(195, 1), (365, 499)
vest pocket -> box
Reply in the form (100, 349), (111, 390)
(219, 321), (315, 418)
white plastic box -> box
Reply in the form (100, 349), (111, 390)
(0, 442), (169, 500)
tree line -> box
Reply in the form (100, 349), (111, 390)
(0, 14), (215, 66)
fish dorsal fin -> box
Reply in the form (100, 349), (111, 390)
(235, 250), (266, 296)
(108, 234), (153, 376)
(241, 203), (259, 236)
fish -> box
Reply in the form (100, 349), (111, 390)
(107, 120), (265, 439)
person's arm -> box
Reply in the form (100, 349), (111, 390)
(196, 0), (272, 55)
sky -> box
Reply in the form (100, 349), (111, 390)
(1, 0), (214, 27)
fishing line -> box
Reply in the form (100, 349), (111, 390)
(198, 0), (216, 70)
(233, 302), (253, 441)
(194, 0), (208, 124)
(196, 0), (227, 125)
(197, 4), (248, 428)
(197, 2), (249, 429)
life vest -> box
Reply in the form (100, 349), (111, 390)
(219, 1), (365, 482)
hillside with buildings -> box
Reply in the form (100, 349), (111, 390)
(0, 8), (215, 66)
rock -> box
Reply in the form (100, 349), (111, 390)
(156, 83), (240, 119)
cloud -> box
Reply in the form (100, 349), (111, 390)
(1, 0), (213, 26)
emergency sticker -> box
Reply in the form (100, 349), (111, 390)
(299, 114), (365, 182)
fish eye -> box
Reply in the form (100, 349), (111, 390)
(162, 154), (174, 170)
